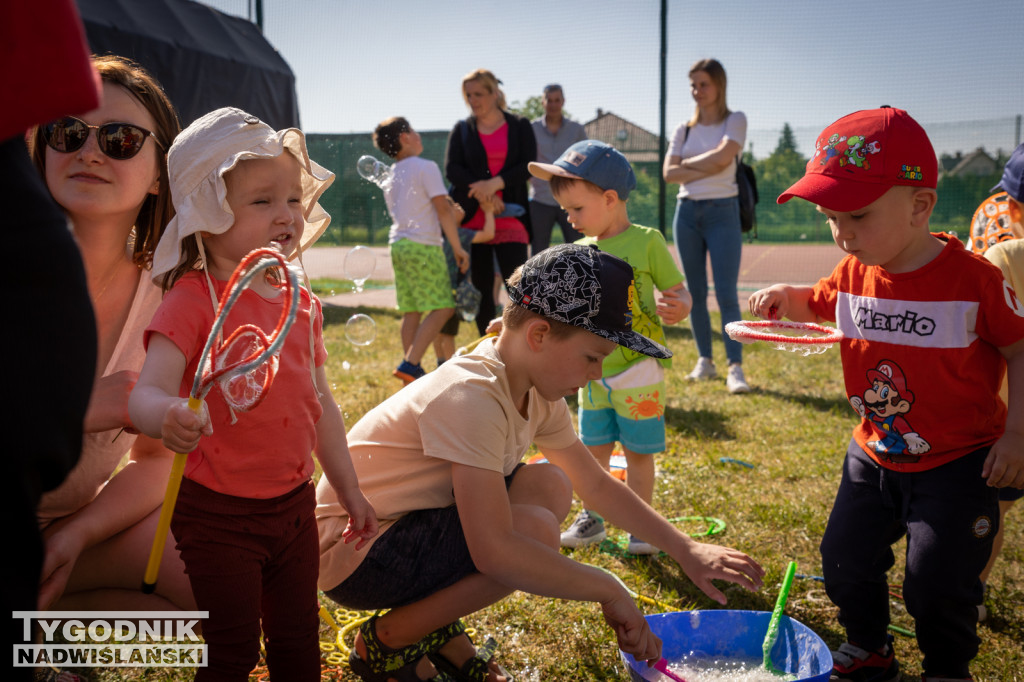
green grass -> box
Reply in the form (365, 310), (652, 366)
(307, 278), (394, 297)
(67, 305), (1024, 681)
(323, 307), (1024, 681)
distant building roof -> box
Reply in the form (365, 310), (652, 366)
(940, 148), (999, 178)
(584, 109), (660, 163)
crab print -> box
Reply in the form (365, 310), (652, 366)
(625, 391), (664, 421)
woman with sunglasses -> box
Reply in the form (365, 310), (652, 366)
(28, 55), (194, 612)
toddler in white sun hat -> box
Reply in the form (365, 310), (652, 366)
(130, 107), (377, 680)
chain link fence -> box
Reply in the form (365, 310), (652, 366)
(308, 115), (1020, 246)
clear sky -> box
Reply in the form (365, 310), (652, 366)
(201, 0), (1023, 159)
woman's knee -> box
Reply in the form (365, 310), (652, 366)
(64, 507), (196, 610)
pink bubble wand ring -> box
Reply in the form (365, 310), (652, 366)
(141, 248), (301, 593)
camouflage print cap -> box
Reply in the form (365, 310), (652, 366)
(507, 243), (671, 359)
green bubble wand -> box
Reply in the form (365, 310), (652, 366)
(763, 560), (798, 676)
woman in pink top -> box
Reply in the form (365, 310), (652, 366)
(446, 68), (536, 334)
(29, 55), (194, 611)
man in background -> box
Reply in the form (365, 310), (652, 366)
(529, 84), (587, 254)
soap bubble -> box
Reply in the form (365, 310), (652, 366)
(356, 155), (392, 188)
(345, 313), (376, 346)
(344, 245), (376, 293)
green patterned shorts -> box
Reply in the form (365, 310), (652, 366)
(390, 239), (456, 313)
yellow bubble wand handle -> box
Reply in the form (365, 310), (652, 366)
(455, 332), (497, 357)
(141, 396), (202, 594)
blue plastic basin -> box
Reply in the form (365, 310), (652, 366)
(620, 610), (833, 681)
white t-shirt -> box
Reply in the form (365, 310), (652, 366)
(384, 155), (448, 246)
(668, 111), (747, 201)
(316, 338), (579, 589)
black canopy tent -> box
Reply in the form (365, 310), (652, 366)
(78, 0), (300, 129)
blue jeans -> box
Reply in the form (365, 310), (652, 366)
(672, 196), (743, 364)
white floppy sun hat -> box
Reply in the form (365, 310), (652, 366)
(152, 107), (334, 283)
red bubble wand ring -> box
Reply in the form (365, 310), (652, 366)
(725, 319), (844, 356)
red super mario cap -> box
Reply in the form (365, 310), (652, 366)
(777, 107), (937, 212)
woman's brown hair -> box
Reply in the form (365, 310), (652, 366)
(688, 58), (730, 127)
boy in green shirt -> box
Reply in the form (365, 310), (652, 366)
(530, 140), (692, 554)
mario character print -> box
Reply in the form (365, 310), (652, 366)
(848, 360), (931, 462)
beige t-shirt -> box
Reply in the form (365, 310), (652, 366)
(316, 338), (578, 590)
(984, 238), (1024, 403)
(37, 273), (163, 525)
(984, 238), (1024, 295)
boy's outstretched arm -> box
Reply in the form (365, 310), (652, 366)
(433, 195), (469, 274)
(543, 440), (765, 604)
(128, 334), (212, 453)
(656, 282), (692, 325)
(748, 284), (819, 322)
(452, 461), (662, 664)
(313, 365), (378, 549)
(984, 337), (1024, 489)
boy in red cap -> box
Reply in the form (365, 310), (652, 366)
(749, 108), (1024, 682)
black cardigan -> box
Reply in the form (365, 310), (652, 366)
(444, 110), (536, 237)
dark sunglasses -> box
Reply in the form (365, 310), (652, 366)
(43, 116), (164, 160)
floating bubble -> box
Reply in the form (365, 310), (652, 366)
(341, 361), (351, 371)
(345, 313), (376, 346)
(356, 155), (392, 188)
(344, 245), (376, 292)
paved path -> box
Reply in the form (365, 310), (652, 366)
(304, 243), (844, 311)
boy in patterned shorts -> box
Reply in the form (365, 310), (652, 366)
(373, 117), (469, 383)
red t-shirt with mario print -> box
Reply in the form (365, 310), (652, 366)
(809, 234), (1024, 472)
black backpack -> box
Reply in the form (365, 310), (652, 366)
(736, 157), (758, 237)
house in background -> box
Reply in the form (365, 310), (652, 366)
(583, 110), (660, 164)
(939, 148), (1004, 178)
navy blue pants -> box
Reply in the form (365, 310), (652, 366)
(470, 242), (528, 335)
(820, 441), (998, 677)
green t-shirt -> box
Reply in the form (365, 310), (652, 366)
(576, 224), (685, 375)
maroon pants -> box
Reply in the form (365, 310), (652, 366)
(172, 478), (320, 681)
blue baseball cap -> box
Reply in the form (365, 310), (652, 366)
(991, 143), (1024, 202)
(529, 139), (637, 200)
